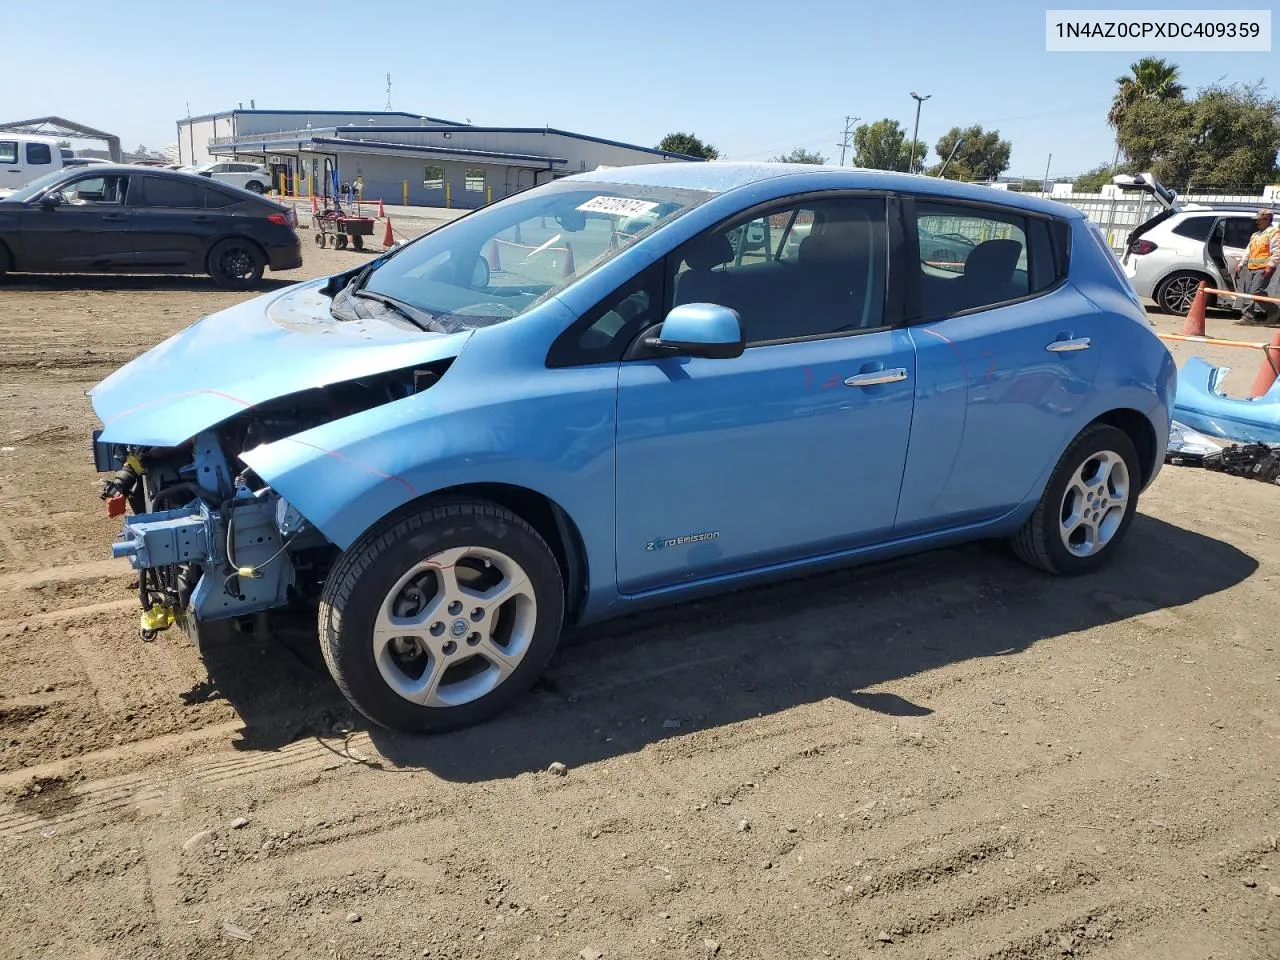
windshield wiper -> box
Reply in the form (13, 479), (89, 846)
(353, 290), (443, 332)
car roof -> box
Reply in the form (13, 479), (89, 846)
(570, 161), (1085, 220)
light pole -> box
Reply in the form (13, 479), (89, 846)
(907, 91), (931, 173)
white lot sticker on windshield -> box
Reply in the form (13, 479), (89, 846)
(576, 196), (660, 217)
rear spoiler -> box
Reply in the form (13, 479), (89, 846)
(1110, 172), (1179, 211)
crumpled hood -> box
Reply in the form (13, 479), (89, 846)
(90, 279), (472, 446)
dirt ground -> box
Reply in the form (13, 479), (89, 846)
(0, 245), (1278, 960)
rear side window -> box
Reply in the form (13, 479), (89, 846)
(139, 177), (205, 208)
(914, 202), (1031, 318)
(1171, 216), (1215, 242)
(1221, 217), (1256, 249)
(0, 141), (16, 164)
(25, 143), (52, 165)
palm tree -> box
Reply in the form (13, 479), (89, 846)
(1108, 57), (1185, 129)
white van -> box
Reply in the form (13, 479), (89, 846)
(0, 134), (66, 196)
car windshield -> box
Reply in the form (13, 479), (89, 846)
(352, 178), (715, 332)
(3, 168), (74, 203)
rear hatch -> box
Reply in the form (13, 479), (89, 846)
(1110, 173), (1180, 264)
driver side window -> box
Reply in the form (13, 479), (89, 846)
(668, 196), (888, 344)
(61, 175), (129, 205)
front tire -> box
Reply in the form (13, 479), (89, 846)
(1009, 423), (1141, 576)
(318, 498), (565, 733)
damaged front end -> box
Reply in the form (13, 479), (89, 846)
(89, 279), (467, 642)
(96, 427), (325, 640)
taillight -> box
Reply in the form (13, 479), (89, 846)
(267, 213), (288, 225)
(1129, 239), (1158, 255)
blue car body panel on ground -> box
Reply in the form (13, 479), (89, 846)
(90, 161), (1176, 633)
(1172, 356), (1280, 445)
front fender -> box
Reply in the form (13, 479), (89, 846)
(239, 360), (619, 594)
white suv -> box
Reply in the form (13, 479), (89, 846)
(190, 160), (272, 194)
(1112, 173), (1270, 316)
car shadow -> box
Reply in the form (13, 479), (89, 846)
(1, 274), (299, 293)
(192, 514), (1257, 776)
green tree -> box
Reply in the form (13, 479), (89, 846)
(1108, 56), (1185, 130)
(851, 119), (926, 172)
(658, 132), (719, 160)
(1117, 81), (1280, 191)
(1069, 164), (1119, 193)
(770, 147), (826, 164)
(927, 125), (1012, 181)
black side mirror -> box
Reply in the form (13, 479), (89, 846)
(38, 191), (65, 209)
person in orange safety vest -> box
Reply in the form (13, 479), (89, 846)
(1235, 208), (1279, 325)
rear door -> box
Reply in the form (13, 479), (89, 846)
(897, 198), (1100, 534)
(17, 173), (135, 270)
(1218, 215), (1256, 282)
(128, 175), (222, 271)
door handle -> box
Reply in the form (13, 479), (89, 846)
(100, 214), (126, 222)
(844, 367), (909, 387)
(1046, 337), (1091, 353)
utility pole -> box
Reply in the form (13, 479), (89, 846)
(385, 73), (393, 112)
(1043, 153), (1053, 194)
(907, 91), (931, 173)
(837, 115), (859, 166)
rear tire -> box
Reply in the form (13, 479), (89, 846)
(318, 498), (565, 733)
(1154, 270), (1211, 316)
(208, 238), (266, 290)
(1009, 423), (1141, 576)
(245, 181), (265, 194)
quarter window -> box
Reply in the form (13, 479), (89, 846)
(25, 143), (52, 164)
(668, 196), (888, 344)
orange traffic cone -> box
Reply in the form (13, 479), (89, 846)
(382, 217), (395, 248)
(559, 242), (575, 278)
(1181, 281), (1208, 336)
(311, 195), (318, 215)
(1248, 330), (1280, 398)
(377, 198), (385, 218)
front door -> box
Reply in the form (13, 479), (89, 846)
(614, 194), (917, 595)
(897, 199), (1102, 534)
(18, 173), (135, 271)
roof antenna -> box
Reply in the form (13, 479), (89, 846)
(936, 138), (964, 178)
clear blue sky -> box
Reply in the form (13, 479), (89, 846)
(5, 0), (1273, 178)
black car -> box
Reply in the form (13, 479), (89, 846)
(0, 165), (303, 289)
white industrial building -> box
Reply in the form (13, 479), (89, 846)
(176, 108), (701, 208)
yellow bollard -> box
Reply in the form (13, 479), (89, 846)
(486, 185), (492, 205)
(402, 180), (409, 206)
(445, 183), (452, 209)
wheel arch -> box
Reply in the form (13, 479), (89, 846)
(1091, 407), (1158, 488)
(354, 482), (591, 627)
